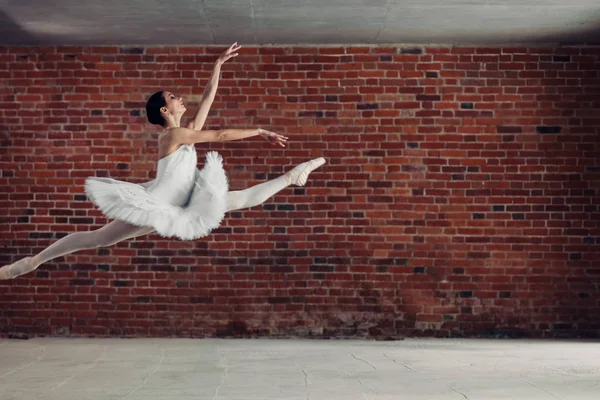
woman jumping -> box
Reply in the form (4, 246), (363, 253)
(0, 42), (325, 280)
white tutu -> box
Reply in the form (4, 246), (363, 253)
(85, 148), (229, 240)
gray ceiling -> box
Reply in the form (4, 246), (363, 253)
(1, 0), (600, 45)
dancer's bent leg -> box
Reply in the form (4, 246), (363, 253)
(0, 221), (154, 280)
(226, 157), (325, 212)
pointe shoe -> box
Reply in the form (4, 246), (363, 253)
(0, 257), (36, 280)
(285, 157), (326, 187)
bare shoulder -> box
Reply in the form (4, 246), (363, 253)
(157, 129), (186, 159)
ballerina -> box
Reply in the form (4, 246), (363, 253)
(0, 42), (325, 280)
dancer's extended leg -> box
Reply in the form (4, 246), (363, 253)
(0, 221), (154, 280)
(226, 157), (325, 212)
(1, 157), (325, 279)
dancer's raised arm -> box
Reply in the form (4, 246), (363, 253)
(186, 42), (241, 131)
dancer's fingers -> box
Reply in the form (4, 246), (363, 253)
(228, 43), (242, 55)
(271, 138), (286, 147)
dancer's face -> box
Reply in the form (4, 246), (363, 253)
(161, 91), (186, 116)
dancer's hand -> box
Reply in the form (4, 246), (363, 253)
(216, 42), (241, 66)
(258, 129), (288, 147)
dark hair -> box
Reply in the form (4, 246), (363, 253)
(145, 91), (167, 126)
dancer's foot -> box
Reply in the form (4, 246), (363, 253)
(285, 157), (326, 186)
(0, 257), (37, 280)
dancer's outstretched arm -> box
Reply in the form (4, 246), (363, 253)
(186, 42), (241, 131)
(172, 127), (288, 147)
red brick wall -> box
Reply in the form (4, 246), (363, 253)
(1, 45), (599, 338)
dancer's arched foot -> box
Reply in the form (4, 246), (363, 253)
(0, 257), (37, 280)
(285, 157), (326, 186)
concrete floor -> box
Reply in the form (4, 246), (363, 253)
(0, 338), (599, 400)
